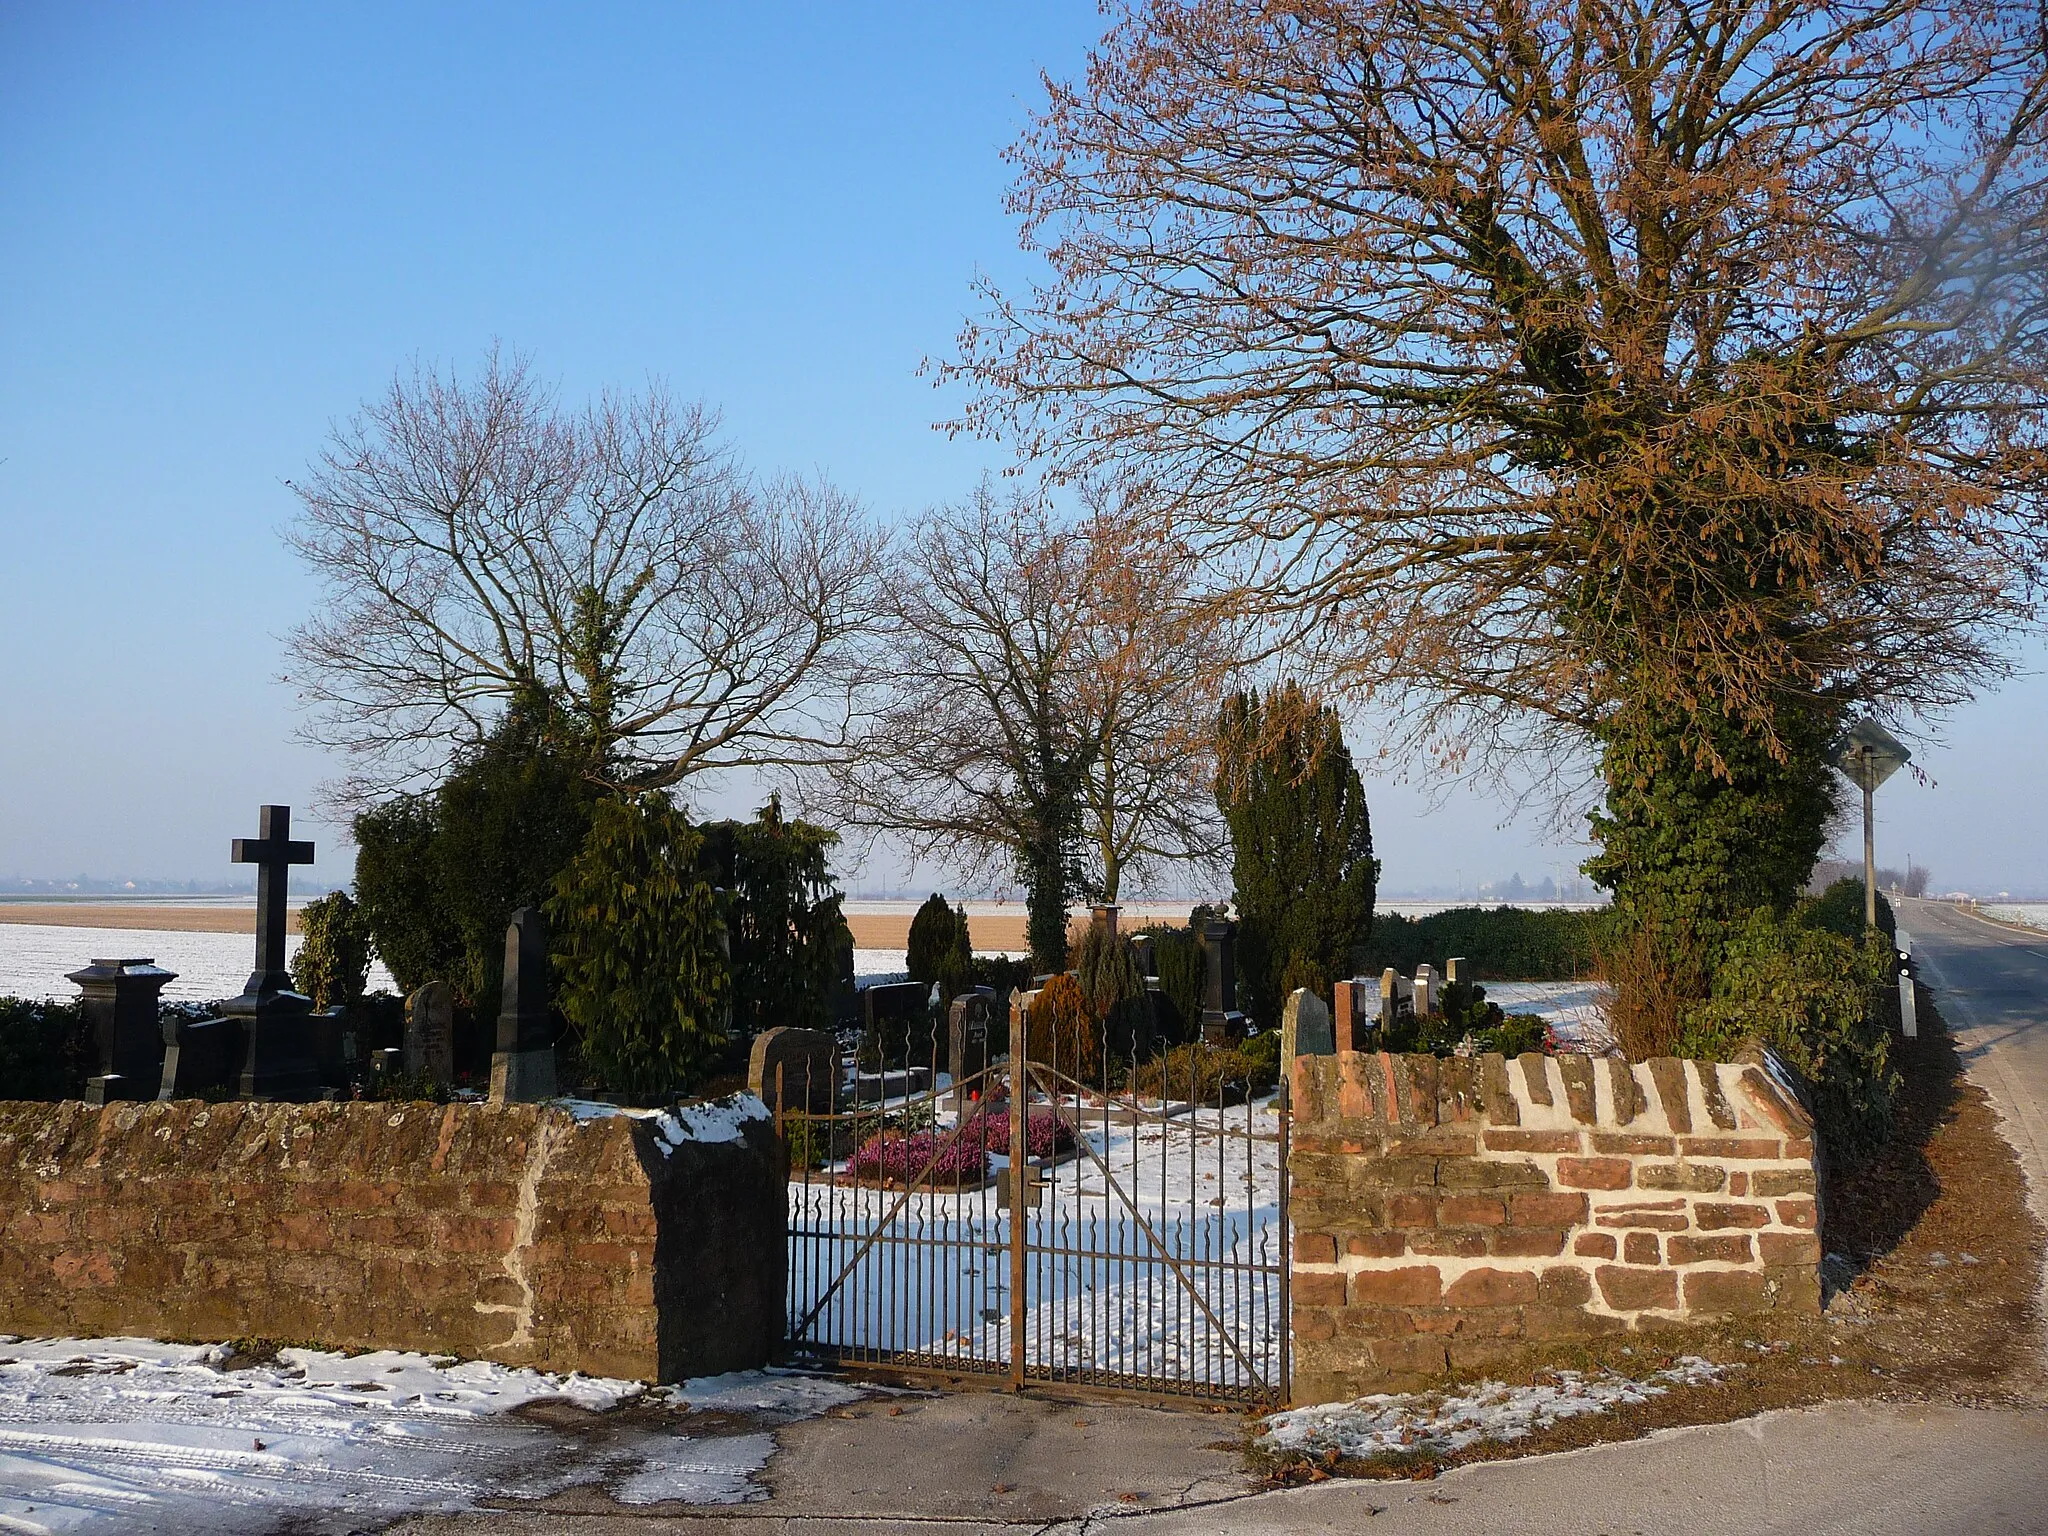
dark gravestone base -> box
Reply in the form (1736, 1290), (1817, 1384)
(158, 1015), (248, 1100)
(224, 990), (322, 1102)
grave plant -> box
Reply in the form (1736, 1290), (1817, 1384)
(905, 893), (974, 1007)
(292, 890), (372, 1010)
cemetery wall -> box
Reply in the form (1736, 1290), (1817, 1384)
(0, 1097), (785, 1383)
(1288, 1048), (1820, 1402)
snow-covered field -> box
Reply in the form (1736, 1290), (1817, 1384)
(1259, 1356), (1728, 1461)
(1982, 903), (2048, 932)
(0, 1337), (865, 1533)
(0, 925), (398, 1004)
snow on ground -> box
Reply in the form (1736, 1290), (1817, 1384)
(1485, 980), (1616, 1053)
(0, 1338), (860, 1533)
(1983, 903), (2048, 932)
(0, 925), (396, 1003)
(560, 1093), (772, 1152)
(1259, 1356), (1729, 1461)
(789, 1099), (1287, 1395)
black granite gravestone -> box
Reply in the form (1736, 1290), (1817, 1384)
(947, 989), (998, 1103)
(489, 906), (556, 1102)
(69, 958), (175, 1104)
(861, 980), (933, 1071)
(1200, 919), (1247, 1043)
(220, 805), (321, 1101)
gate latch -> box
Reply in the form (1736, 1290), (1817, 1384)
(996, 1164), (1047, 1209)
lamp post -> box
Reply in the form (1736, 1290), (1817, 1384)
(1830, 720), (1912, 930)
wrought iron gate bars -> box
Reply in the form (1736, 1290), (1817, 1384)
(781, 1017), (1289, 1406)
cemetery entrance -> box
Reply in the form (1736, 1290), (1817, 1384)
(781, 1043), (1290, 1406)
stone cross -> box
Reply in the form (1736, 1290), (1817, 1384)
(222, 805), (321, 1100)
(231, 805), (315, 1000)
(489, 907), (557, 1103)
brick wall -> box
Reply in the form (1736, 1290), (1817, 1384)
(1288, 1049), (1820, 1401)
(0, 1098), (786, 1383)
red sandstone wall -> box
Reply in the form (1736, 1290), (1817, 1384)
(1288, 1049), (1820, 1401)
(0, 1099), (784, 1383)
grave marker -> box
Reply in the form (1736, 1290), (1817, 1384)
(69, 957), (175, 1105)
(1200, 919), (1247, 1042)
(221, 805), (321, 1101)
(948, 989), (998, 1105)
(749, 1026), (838, 1115)
(1280, 987), (1334, 1081)
(404, 981), (455, 1086)
(489, 906), (557, 1103)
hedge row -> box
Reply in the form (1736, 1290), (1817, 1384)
(1357, 905), (1599, 982)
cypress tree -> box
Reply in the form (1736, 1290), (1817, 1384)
(1215, 684), (1379, 1028)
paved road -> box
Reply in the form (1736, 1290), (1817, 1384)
(1900, 899), (2048, 1257)
(395, 907), (2048, 1534)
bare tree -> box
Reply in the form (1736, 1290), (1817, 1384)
(819, 483), (1231, 966)
(822, 484), (1092, 968)
(285, 349), (886, 803)
(948, 0), (2048, 927)
(1069, 489), (1237, 899)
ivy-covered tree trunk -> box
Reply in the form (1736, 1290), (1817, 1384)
(1584, 695), (1840, 950)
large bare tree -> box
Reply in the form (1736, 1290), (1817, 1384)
(949, 0), (2048, 928)
(286, 350), (886, 802)
(821, 483), (1230, 967)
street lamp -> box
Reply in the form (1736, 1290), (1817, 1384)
(1830, 720), (1911, 930)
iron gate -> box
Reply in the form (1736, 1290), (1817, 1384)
(779, 1030), (1289, 1405)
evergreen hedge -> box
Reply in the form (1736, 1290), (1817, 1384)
(1358, 905), (1599, 981)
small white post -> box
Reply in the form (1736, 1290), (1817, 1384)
(1898, 970), (1917, 1039)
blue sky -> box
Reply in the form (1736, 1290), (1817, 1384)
(0, 2), (2039, 897)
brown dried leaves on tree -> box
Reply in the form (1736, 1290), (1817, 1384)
(948, 0), (2048, 778)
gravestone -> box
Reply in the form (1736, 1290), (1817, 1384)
(1200, 919), (1247, 1043)
(404, 981), (455, 1086)
(1445, 956), (1465, 985)
(948, 989), (998, 1105)
(1414, 964), (1436, 1018)
(1333, 978), (1375, 1051)
(1379, 967), (1414, 1029)
(861, 980), (933, 1070)
(1280, 987), (1335, 1081)
(69, 958), (175, 1104)
(157, 1009), (245, 1100)
(219, 805), (321, 1101)
(489, 907), (557, 1103)
(749, 1026), (838, 1115)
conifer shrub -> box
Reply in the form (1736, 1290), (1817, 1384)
(1024, 971), (1100, 1084)
(906, 893), (974, 1005)
(1141, 924), (1205, 1043)
(695, 797), (853, 1038)
(0, 998), (91, 1101)
(1361, 905), (1598, 982)
(1215, 684), (1378, 1027)
(292, 890), (373, 1010)
(547, 794), (728, 1102)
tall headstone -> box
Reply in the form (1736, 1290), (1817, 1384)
(489, 907), (557, 1103)
(1414, 964), (1436, 1018)
(948, 989), (998, 1105)
(69, 958), (175, 1105)
(221, 805), (321, 1101)
(749, 1026), (839, 1115)
(1280, 987), (1334, 1082)
(1445, 956), (1465, 985)
(1200, 919), (1247, 1043)
(404, 981), (455, 1087)
(1333, 978), (1373, 1051)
